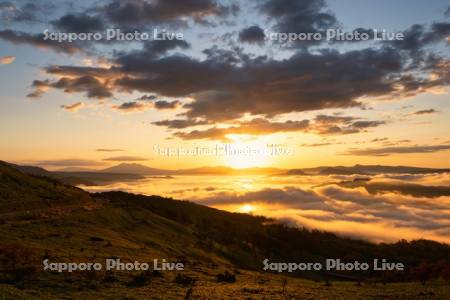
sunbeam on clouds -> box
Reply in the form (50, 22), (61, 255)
(80, 172), (450, 244)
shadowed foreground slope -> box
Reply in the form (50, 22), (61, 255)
(0, 161), (449, 299)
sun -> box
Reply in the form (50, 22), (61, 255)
(222, 135), (271, 169)
(224, 153), (268, 168)
(240, 204), (255, 214)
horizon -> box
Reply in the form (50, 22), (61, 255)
(8, 160), (450, 172)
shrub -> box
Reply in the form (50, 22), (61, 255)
(216, 271), (236, 283)
(174, 274), (196, 286)
(103, 273), (119, 283)
(0, 244), (39, 283)
(127, 270), (154, 287)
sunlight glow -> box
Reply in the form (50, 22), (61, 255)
(240, 204), (255, 214)
(222, 135), (271, 168)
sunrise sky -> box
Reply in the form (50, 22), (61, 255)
(0, 0), (449, 170)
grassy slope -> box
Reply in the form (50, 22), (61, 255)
(0, 161), (449, 299)
(0, 162), (93, 216)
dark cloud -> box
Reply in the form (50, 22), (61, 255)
(0, 1), (37, 22)
(398, 139), (412, 143)
(154, 100), (181, 110)
(313, 115), (385, 135)
(345, 144), (450, 156)
(101, 0), (234, 26)
(26, 89), (46, 99)
(119, 39), (191, 59)
(136, 94), (157, 101)
(259, 0), (337, 47)
(146, 39), (190, 55)
(60, 102), (84, 112)
(12, 2), (449, 130)
(51, 13), (105, 33)
(173, 127), (230, 140)
(31, 35), (449, 121)
(173, 118), (310, 140)
(413, 108), (439, 115)
(44, 65), (117, 77)
(351, 120), (386, 128)
(427, 22), (450, 44)
(154, 113), (384, 140)
(112, 99), (182, 111)
(300, 142), (333, 147)
(389, 22), (450, 52)
(0, 1), (13, 9)
(184, 47), (429, 121)
(390, 24), (427, 52)
(371, 138), (389, 143)
(0, 29), (81, 54)
(152, 119), (210, 129)
(30, 76), (111, 99)
(112, 101), (149, 112)
(96, 149), (125, 152)
(238, 25), (265, 44)
(344, 28), (375, 42)
(103, 156), (148, 162)
(34, 159), (105, 167)
(314, 115), (356, 125)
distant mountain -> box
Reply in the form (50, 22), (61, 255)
(6, 161), (450, 185)
(338, 179), (450, 198)
(283, 169), (306, 175)
(56, 167), (97, 172)
(232, 166), (283, 175)
(318, 167), (367, 175)
(285, 164), (450, 176)
(175, 166), (234, 175)
(344, 164), (450, 174)
(100, 163), (173, 175)
(99, 163), (282, 176)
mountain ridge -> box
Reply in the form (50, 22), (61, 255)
(5, 161), (450, 187)
(9, 161), (450, 176)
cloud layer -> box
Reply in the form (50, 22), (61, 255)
(82, 172), (450, 244)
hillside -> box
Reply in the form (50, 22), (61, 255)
(6, 162), (52, 176)
(0, 161), (92, 215)
(1, 162), (450, 298)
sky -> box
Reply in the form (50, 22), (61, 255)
(0, 0), (449, 170)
